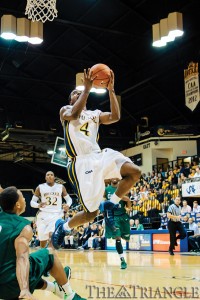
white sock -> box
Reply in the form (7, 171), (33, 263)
(45, 281), (55, 293)
(110, 193), (121, 204)
(52, 281), (75, 299)
(62, 282), (73, 295)
(63, 221), (72, 231)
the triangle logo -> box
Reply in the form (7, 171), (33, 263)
(115, 286), (132, 298)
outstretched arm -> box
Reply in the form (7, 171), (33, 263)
(60, 69), (94, 122)
(15, 225), (37, 300)
(99, 70), (120, 125)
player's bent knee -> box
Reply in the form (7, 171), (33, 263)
(121, 162), (141, 181)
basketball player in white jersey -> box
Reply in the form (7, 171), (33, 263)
(31, 171), (72, 247)
(52, 68), (141, 249)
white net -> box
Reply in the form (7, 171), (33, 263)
(25, 0), (58, 23)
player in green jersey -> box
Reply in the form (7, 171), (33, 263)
(103, 179), (131, 269)
(0, 186), (85, 300)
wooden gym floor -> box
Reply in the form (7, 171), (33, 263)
(33, 249), (200, 300)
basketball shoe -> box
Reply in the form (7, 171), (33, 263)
(51, 219), (70, 249)
(120, 259), (127, 270)
(53, 266), (86, 299)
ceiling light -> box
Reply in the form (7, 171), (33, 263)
(47, 150), (54, 155)
(160, 18), (175, 43)
(14, 121), (23, 128)
(1, 15), (16, 40)
(168, 12), (184, 38)
(15, 18), (30, 42)
(90, 87), (106, 94)
(28, 21), (43, 44)
(152, 23), (166, 47)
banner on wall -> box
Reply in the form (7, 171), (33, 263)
(182, 181), (200, 197)
(129, 233), (152, 250)
(184, 61), (200, 111)
(154, 125), (195, 137)
(153, 233), (180, 252)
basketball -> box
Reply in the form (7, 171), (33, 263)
(90, 63), (111, 88)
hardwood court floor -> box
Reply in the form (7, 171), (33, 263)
(33, 249), (200, 300)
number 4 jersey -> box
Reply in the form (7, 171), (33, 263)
(63, 107), (102, 158)
(39, 182), (63, 213)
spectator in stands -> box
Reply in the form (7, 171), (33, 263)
(181, 200), (191, 214)
(154, 178), (162, 190)
(129, 188), (136, 201)
(159, 168), (166, 179)
(191, 161), (198, 170)
(167, 170), (175, 185)
(189, 169), (196, 178)
(64, 228), (79, 249)
(192, 201), (200, 213)
(92, 224), (105, 250)
(163, 188), (172, 204)
(77, 226), (84, 247)
(157, 189), (164, 203)
(178, 173), (186, 187)
(130, 219), (135, 230)
(157, 172), (163, 182)
(85, 223), (99, 249)
(131, 200), (141, 219)
(146, 172), (151, 183)
(146, 195), (161, 218)
(30, 221), (40, 248)
(134, 219), (144, 230)
(194, 166), (200, 178)
(188, 217), (199, 234)
(188, 218), (200, 252)
(77, 223), (91, 249)
(182, 215), (189, 223)
(180, 162), (190, 178)
(170, 184), (180, 201)
(173, 165), (180, 184)
(162, 180), (169, 190)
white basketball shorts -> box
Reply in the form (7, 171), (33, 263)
(67, 148), (132, 213)
(36, 210), (64, 241)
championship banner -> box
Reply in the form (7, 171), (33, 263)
(184, 61), (200, 111)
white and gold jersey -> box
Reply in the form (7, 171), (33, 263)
(39, 182), (63, 213)
(63, 107), (101, 158)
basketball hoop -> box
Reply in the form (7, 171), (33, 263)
(25, 0), (58, 23)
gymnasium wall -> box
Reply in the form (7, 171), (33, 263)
(121, 139), (197, 173)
